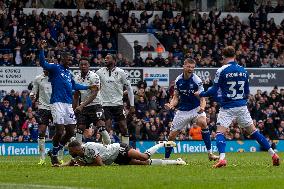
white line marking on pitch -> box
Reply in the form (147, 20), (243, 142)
(0, 183), (94, 189)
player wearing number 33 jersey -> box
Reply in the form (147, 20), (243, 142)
(199, 46), (280, 168)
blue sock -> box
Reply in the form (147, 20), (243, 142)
(251, 130), (270, 151)
(165, 147), (173, 158)
(216, 132), (226, 153)
(201, 128), (211, 152)
(52, 143), (64, 156)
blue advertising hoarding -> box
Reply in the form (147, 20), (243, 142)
(1, 140), (284, 156)
(136, 140), (284, 154)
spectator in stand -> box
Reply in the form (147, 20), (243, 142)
(153, 52), (165, 67)
(144, 52), (154, 67)
(134, 40), (143, 57)
(143, 42), (155, 51)
(189, 123), (202, 140)
(156, 43), (164, 53)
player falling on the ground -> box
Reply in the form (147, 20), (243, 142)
(58, 140), (185, 166)
(96, 54), (135, 145)
(197, 46), (280, 168)
(73, 58), (111, 144)
(164, 58), (219, 161)
(39, 40), (94, 166)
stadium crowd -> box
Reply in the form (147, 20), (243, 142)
(0, 0), (283, 67)
(0, 0), (283, 143)
(0, 79), (283, 143)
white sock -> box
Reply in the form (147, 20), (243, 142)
(207, 149), (212, 154)
(38, 138), (45, 160)
(100, 130), (111, 145)
(150, 159), (180, 165)
(76, 132), (83, 143)
(219, 153), (226, 160)
(268, 148), (275, 156)
(145, 143), (164, 157)
(121, 136), (129, 145)
(58, 148), (64, 161)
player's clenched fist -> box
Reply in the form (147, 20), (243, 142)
(39, 40), (47, 49)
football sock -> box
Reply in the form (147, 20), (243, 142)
(58, 148), (64, 161)
(121, 135), (129, 145)
(165, 146), (173, 159)
(150, 159), (181, 165)
(268, 148), (276, 156)
(145, 143), (164, 157)
(52, 143), (64, 156)
(75, 129), (83, 143)
(201, 128), (212, 152)
(38, 137), (45, 160)
(98, 127), (111, 145)
(251, 130), (273, 154)
(216, 132), (226, 160)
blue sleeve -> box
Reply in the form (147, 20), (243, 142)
(71, 79), (89, 90)
(39, 50), (56, 71)
(200, 83), (219, 97)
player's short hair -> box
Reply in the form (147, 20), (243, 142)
(68, 140), (81, 148)
(61, 52), (72, 59)
(223, 46), (235, 58)
(79, 57), (90, 64)
(106, 53), (116, 61)
(184, 58), (196, 65)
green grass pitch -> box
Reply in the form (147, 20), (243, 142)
(0, 152), (283, 189)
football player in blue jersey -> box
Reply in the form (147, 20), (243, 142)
(197, 46), (280, 168)
(164, 58), (219, 161)
(39, 40), (95, 166)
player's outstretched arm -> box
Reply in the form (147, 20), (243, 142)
(38, 40), (56, 71)
(199, 84), (218, 97)
(71, 78), (92, 91)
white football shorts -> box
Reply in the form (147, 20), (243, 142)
(51, 102), (76, 125)
(217, 106), (253, 128)
(171, 107), (206, 131)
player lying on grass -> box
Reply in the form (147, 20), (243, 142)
(57, 140), (186, 166)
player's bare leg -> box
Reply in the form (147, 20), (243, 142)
(96, 120), (111, 145)
(196, 116), (219, 161)
(48, 124), (65, 165)
(118, 119), (129, 145)
(61, 124), (76, 145)
(245, 124), (280, 166)
(38, 124), (47, 165)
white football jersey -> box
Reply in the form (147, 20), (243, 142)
(96, 67), (131, 106)
(74, 70), (101, 106)
(31, 73), (52, 110)
(79, 142), (120, 165)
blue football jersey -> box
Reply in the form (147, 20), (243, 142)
(200, 61), (249, 109)
(175, 73), (204, 111)
(39, 50), (88, 104)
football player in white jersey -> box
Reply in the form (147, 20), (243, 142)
(96, 54), (135, 145)
(73, 58), (111, 145)
(31, 70), (53, 165)
(58, 140), (185, 166)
